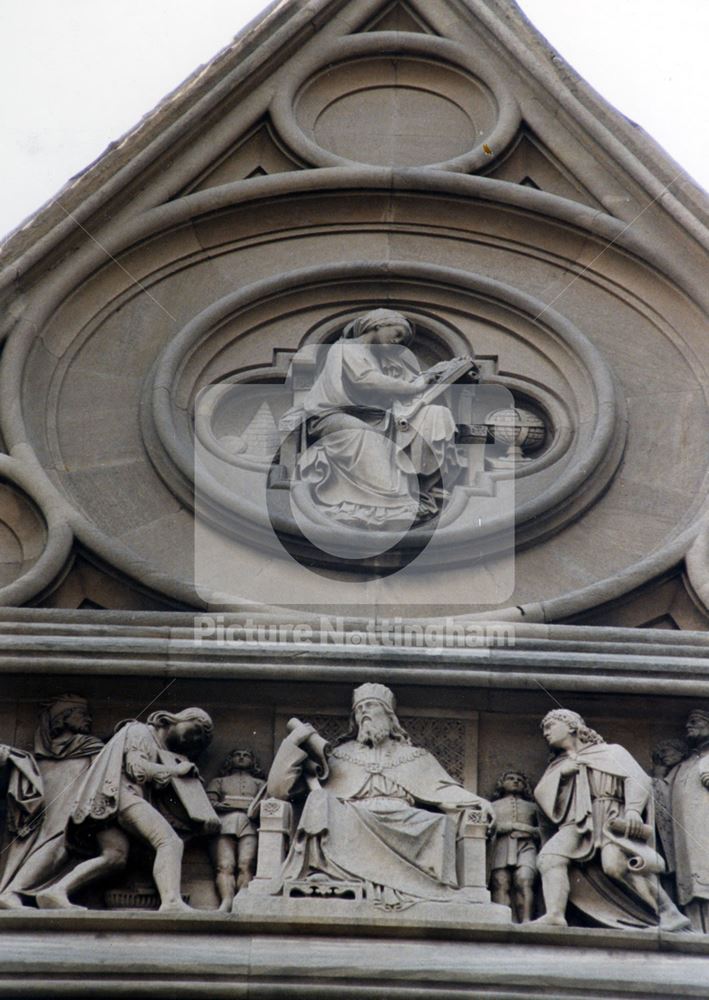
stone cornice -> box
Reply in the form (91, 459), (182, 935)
(1, 612), (708, 695)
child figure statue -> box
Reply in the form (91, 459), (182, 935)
(489, 770), (540, 922)
(207, 748), (265, 911)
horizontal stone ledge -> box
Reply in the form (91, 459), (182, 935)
(0, 635), (709, 693)
(0, 914), (708, 999)
(2, 609), (709, 649)
(0, 907), (706, 952)
(3, 621), (709, 661)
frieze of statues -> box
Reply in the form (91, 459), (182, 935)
(0, 689), (705, 933)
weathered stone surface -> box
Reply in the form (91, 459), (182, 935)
(0, 0), (707, 994)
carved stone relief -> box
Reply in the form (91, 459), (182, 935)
(533, 709), (690, 932)
(0, 686), (705, 937)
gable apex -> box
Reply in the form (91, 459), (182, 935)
(358, 0), (437, 34)
(1, 0), (705, 283)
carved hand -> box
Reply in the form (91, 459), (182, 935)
(171, 760), (198, 778)
(559, 758), (579, 779)
(0, 744), (11, 767)
(203, 816), (222, 836)
(700, 771), (709, 789)
(405, 374), (429, 394)
(286, 720), (317, 747)
(624, 809), (645, 839)
(151, 767), (174, 788)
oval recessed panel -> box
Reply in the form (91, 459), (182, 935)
(313, 86), (477, 166)
(295, 55), (495, 168)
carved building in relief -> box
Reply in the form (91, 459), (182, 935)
(0, 0), (707, 996)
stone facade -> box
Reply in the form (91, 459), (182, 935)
(0, 0), (707, 995)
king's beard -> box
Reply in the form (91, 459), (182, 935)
(356, 719), (390, 747)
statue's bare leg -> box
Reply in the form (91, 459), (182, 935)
(532, 854), (569, 926)
(490, 868), (512, 911)
(118, 800), (190, 912)
(36, 827), (129, 910)
(236, 833), (257, 891)
(209, 835), (237, 912)
(514, 865), (537, 923)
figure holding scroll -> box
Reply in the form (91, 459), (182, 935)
(533, 708), (689, 931)
(37, 707), (219, 911)
(264, 683), (494, 910)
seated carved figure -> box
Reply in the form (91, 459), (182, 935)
(36, 707), (219, 912)
(533, 709), (689, 931)
(263, 683), (493, 910)
(280, 309), (476, 527)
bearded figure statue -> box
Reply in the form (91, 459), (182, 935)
(260, 683), (493, 911)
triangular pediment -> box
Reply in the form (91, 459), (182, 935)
(0, 0), (706, 623)
(1, 0), (704, 262)
(359, 0), (436, 34)
(177, 118), (303, 196)
(482, 128), (603, 209)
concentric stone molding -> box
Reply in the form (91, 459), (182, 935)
(148, 258), (624, 558)
(270, 32), (521, 170)
(1, 169), (706, 616)
(0, 454), (73, 606)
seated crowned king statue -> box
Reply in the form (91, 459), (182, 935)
(261, 683), (494, 910)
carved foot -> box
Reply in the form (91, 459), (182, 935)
(218, 897), (233, 913)
(35, 889), (86, 911)
(530, 912), (568, 927)
(158, 898), (193, 913)
(0, 892), (25, 909)
(660, 910), (693, 933)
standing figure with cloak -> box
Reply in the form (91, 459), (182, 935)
(281, 309), (469, 527)
(36, 707), (220, 911)
(0, 694), (103, 908)
(263, 683), (493, 910)
(669, 708), (709, 931)
(533, 708), (689, 931)
(0, 740), (44, 903)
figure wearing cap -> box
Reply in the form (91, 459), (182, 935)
(264, 682), (493, 910)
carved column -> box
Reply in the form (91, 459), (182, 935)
(457, 806), (491, 903)
(250, 798), (293, 893)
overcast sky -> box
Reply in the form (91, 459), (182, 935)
(1, 0), (706, 242)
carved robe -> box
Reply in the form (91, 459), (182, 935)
(268, 735), (484, 908)
(282, 342), (457, 526)
(669, 744), (709, 909)
(68, 721), (214, 853)
(490, 795), (539, 870)
(0, 749), (44, 891)
(535, 742), (665, 927)
(0, 728), (101, 895)
(207, 772), (264, 838)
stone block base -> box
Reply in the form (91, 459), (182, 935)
(233, 892), (511, 928)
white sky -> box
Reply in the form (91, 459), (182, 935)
(1, 0), (707, 242)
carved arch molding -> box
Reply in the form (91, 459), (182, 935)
(0, 20), (707, 617)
